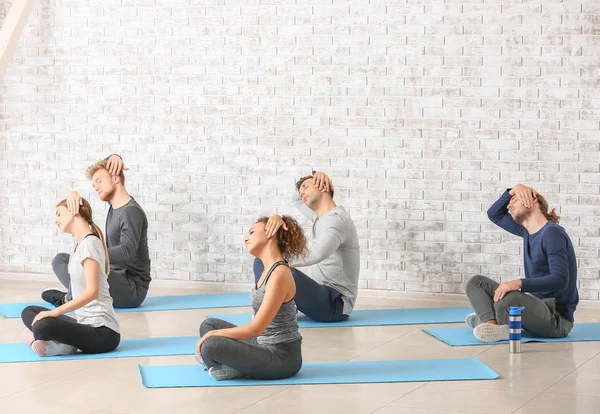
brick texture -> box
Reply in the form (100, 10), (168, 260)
(1, 0), (599, 300)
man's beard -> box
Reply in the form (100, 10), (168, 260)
(512, 208), (532, 224)
(98, 186), (116, 201)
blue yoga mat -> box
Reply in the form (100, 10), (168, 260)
(138, 357), (498, 388)
(207, 307), (474, 328)
(0, 336), (197, 363)
(0, 293), (250, 318)
(424, 323), (600, 346)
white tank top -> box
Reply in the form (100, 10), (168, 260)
(68, 235), (120, 333)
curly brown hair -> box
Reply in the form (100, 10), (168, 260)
(256, 215), (308, 263)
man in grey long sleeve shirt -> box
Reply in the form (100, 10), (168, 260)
(42, 155), (151, 308)
(254, 171), (360, 322)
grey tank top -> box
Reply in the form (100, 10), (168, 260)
(251, 261), (302, 346)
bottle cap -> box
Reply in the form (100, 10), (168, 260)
(509, 306), (525, 316)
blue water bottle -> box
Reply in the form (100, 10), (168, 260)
(508, 306), (525, 353)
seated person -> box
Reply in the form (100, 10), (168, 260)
(465, 184), (578, 342)
(196, 215), (306, 381)
(42, 155), (151, 308)
(21, 198), (120, 356)
(255, 171), (360, 322)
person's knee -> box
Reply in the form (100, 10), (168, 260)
(466, 275), (488, 291)
(253, 258), (263, 280)
(21, 306), (44, 324)
(20, 308), (34, 327)
(199, 318), (219, 337)
(51, 253), (69, 273)
(31, 318), (53, 339)
(200, 335), (224, 360)
(494, 292), (525, 324)
(497, 291), (526, 308)
(253, 257), (263, 269)
(21, 306), (33, 321)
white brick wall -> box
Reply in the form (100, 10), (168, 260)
(1, 0), (599, 301)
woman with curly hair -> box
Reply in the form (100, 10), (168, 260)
(195, 215), (307, 381)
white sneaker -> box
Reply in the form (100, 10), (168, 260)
(465, 313), (481, 328)
(31, 340), (77, 357)
(208, 364), (245, 381)
(473, 323), (510, 343)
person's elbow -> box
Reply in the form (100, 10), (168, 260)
(247, 320), (267, 338)
(120, 243), (138, 260)
(486, 206), (498, 221)
(554, 272), (570, 291)
(85, 287), (100, 301)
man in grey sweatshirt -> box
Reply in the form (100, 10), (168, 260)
(254, 171), (360, 322)
(42, 155), (151, 308)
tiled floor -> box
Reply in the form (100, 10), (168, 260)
(1, 279), (599, 414)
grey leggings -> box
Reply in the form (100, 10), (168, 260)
(199, 318), (302, 380)
(466, 275), (573, 338)
(52, 253), (148, 308)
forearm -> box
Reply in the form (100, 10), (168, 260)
(293, 233), (341, 267)
(55, 289), (98, 315)
(521, 274), (567, 293)
(487, 190), (512, 222)
(209, 323), (261, 341)
(293, 246), (329, 267)
(108, 244), (135, 265)
(292, 191), (316, 221)
(487, 190), (523, 236)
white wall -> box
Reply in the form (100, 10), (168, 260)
(1, 0), (599, 300)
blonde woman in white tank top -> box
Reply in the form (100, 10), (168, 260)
(21, 198), (120, 357)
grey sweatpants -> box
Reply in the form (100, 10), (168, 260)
(199, 318), (302, 380)
(465, 275), (573, 338)
(52, 252), (148, 308)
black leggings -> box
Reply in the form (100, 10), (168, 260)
(21, 306), (120, 354)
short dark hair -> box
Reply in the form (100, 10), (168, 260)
(295, 175), (334, 198)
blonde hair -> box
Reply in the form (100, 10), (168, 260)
(536, 193), (560, 224)
(86, 159), (125, 186)
(56, 198), (110, 274)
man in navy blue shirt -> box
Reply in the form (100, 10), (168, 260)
(465, 184), (579, 342)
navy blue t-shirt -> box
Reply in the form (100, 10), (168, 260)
(487, 190), (579, 322)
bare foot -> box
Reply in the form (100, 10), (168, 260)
(21, 329), (35, 348)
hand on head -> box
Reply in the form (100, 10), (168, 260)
(509, 184), (537, 209)
(106, 155), (128, 177)
(66, 192), (83, 215)
(265, 214), (288, 239)
(312, 172), (334, 194)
